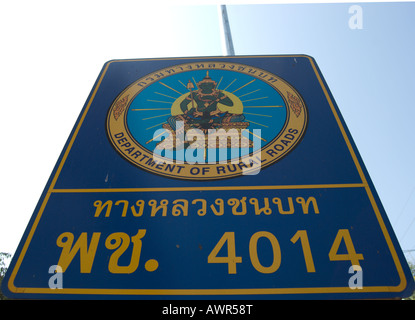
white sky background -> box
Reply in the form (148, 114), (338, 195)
(1, 0), (415, 266)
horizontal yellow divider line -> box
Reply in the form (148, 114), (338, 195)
(13, 283), (402, 296)
(51, 183), (366, 193)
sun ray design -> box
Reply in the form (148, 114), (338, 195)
(223, 78), (237, 91)
(131, 108), (171, 111)
(159, 81), (183, 95)
(192, 77), (199, 89)
(146, 121), (166, 130)
(232, 79), (256, 94)
(244, 105), (283, 108)
(243, 112), (272, 117)
(238, 89), (261, 98)
(215, 76), (223, 89)
(155, 92), (176, 100)
(147, 99), (173, 104)
(241, 96), (269, 103)
(178, 80), (187, 89)
(146, 129), (168, 144)
(142, 113), (171, 120)
(247, 120), (269, 128)
(246, 130), (267, 142)
(140, 71), (282, 159)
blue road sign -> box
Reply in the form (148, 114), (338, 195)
(3, 55), (414, 299)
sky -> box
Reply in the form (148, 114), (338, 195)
(0, 0), (414, 268)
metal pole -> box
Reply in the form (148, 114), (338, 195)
(219, 5), (235, 56)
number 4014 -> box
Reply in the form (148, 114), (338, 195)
(207, 229), (364, 274)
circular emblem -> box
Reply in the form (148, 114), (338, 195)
(106, 61), (307, 180)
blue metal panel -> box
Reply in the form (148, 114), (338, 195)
(2, 55), (414, 299)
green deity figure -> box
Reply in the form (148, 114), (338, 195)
(167, 72), (246, 131)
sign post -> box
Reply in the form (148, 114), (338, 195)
(219, 4), (235, 56)
(3, 55), (414, 299)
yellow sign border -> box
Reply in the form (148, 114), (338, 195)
(7, 55), (408, 297)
